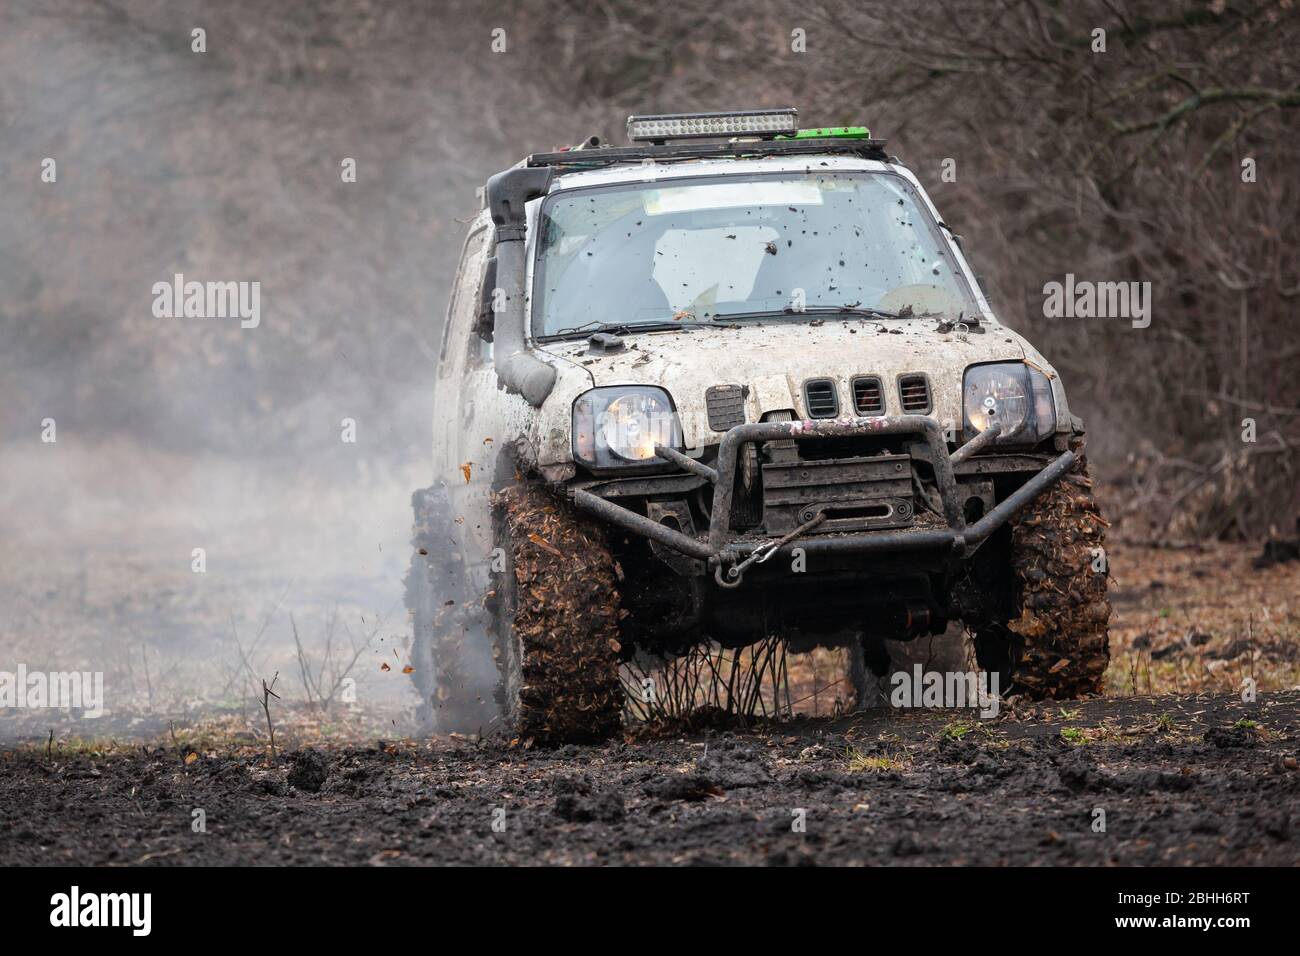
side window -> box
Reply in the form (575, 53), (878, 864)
(438, 222), (490, 368)
(468, 240), (496, 369)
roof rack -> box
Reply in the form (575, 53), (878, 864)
(525, 136), (890, 170)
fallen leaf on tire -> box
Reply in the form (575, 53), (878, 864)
(528, 533), (563, 557)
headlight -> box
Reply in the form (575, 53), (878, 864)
(962, 362), (1056, 446)
(572, 386), (683, 469)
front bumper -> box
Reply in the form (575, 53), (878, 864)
(573, 415), (1074, 573)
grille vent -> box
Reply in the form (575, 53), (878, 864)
(803, 379), (839, 418)
(898, 375), (931, 413)
(851, 376), (884, 415)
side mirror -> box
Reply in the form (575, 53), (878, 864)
(473, 255), (498, 342)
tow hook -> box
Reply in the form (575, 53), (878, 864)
(714, 512), (827, 589)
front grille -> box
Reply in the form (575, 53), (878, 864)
(705, 384), (746, 431)
(803, 379), (839, 418)
(762, 452), (915, 534)
(898, 374), (931, 413)
(851, 376), (884, 415)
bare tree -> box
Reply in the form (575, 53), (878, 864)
(258, 672), (281, 763)
(290, 608), (374, 714)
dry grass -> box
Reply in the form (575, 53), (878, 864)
(844, 746), (912, 773)
(1104, 540), (1300, 696)
(623, 643), (858, 724)
(780, 540), (1300, 706)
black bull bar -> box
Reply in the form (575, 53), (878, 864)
(573, 415), (1075, 573)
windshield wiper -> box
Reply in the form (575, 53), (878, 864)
(541, 319), (720, 341)
(711, 305), (902, 322)
(543, 306), (903, 340)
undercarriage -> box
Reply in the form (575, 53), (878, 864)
(570, 414), (1077, 656)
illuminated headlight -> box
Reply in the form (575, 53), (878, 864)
(962, 363), (1056, 446)
(573, 386), (683, 469)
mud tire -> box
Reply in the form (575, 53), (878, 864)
(975, 446), (1111, 700)
(492, 484), (624, 745)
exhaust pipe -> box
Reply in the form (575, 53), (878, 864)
(485, 165), (556, 407)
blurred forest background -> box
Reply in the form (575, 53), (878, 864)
(0, 0), (1297, 721)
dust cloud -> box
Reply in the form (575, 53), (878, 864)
(0, 1), (567, 734)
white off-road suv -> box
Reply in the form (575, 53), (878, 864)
(407, 110), (1110, 742)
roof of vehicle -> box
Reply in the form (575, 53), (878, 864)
(525, 133), (883, 171)
(541, 153), (900, 192)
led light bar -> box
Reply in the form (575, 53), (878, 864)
(626, 109), (798, 143)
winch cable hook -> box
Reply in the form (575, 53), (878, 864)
(713, 511), (827, 589)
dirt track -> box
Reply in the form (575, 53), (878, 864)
(3, 691), (1297, 866)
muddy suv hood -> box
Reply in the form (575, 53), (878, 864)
(540, 318), (1029, 449)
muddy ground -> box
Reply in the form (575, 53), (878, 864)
(3, 691), (1297, 866)
(3, 519), (1299, 865)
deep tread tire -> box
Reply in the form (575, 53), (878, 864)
(992, 449), (1111, 699)
(493, 484), (624, 745)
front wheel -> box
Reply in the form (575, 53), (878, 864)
(491, 484), (625, 745)
(971, 447), (1111, 700)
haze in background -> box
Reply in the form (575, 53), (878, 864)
(0, 0), (550, 724)
(2, 0), (1295, 731)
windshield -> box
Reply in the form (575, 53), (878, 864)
(532, 170), (977, 338)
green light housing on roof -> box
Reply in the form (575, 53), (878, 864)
(778, 126), (872, 140)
